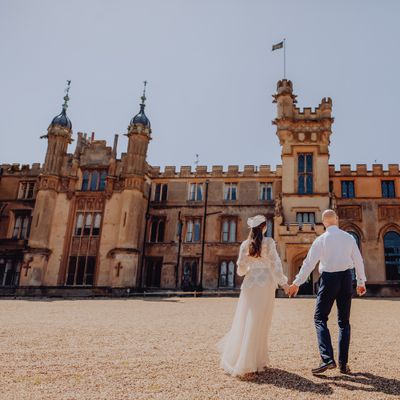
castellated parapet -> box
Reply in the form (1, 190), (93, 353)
(0, 163), (42, 175)
(329, 164), (400, 177)
(148, 164), (283, 179)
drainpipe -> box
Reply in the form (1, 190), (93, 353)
(199, 179), (209, 290)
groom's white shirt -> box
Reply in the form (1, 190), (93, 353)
(293, 225), (367, 287)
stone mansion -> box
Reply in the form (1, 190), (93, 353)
(0, 79), (399, 296)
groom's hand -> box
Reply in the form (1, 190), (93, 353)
(356, 285), (366, 296)
(288, 284), (299, 298)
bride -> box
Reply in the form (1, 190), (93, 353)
(217, 215), (289, 376)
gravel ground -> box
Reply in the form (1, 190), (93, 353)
(0, 297), (399, 400)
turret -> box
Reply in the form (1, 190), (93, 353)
(41, 80), (73, 175)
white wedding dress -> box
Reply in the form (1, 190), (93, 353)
(217, 237), (288, 376)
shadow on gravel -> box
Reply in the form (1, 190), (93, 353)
(240, 368), (334, 395)
(316, 371), (400, 396)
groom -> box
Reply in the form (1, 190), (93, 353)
(288, 209), (367, 375)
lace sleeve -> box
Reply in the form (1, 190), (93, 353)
(236, 240), (251, 276)
(268, 238), (288, 287)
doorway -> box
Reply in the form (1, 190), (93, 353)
(181, 258), (198, 291)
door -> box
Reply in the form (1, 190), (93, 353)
(181, 258), (198, 290)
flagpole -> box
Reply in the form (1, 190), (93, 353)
(283, 38), (286, 79)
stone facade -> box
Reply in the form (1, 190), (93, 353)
(1, 80), (399, 296)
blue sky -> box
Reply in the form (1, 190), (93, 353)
(1, 0), (399, 170)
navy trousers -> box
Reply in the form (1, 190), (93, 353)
(314, 269), (353, 365)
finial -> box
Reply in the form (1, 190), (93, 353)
(140, 80), (147, 105)
(195, 154), (200, 167)
(62, 80), (71, 111)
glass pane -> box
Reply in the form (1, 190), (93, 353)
(158, 220), (165, 242)
(90, 171), (99, 191)
(309, 213), (315, 224)
(76, 214), (83, 235)
(231, 185), (237, 200)
(99, 171), (107, 191)
(298, 176), (305, 194)
(67, 257), (77, 285)
(194, 221), (201, 242)
(224, 185), (230, 200)
(154, 184), (161, 202)
(197, 184), (203, 201)
(306, 175), (313, 194)
(186, 221), (193, 242)
(220, 261), (227, 275)
(227, 261), (235, 287)
(76, 257), (86, 285)
(298, 154), (305, 173)
(349, 181), (355, 198)
(229, 220), (236, 242)
(267, 186), (272, 200)
(85, 257), (95, 285)
(150, 220), (158, 242)
(82, 171), (89, 191)
(306, 154), (313, 172)
(222, 220), (229, 242)
(161, 184), (168, 201)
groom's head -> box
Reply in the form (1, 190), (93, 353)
(322, 209), (338, 228)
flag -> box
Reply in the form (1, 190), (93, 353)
(272, 41), (284, 51)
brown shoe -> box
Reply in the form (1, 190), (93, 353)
(311, 360), (337, 374)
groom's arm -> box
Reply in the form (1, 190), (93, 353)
(292, 238), (322, 287)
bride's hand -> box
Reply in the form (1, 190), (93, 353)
(282, 284), (290, 296)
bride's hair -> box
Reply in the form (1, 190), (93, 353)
(248, 222), (266, 257)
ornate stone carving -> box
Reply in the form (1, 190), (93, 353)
(379, 206), (400, 220)
(338, 206), (362, 221)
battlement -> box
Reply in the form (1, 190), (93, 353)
(292, 97), (332, 120)
(149, 164), (282, 179)
(0, 163), (42, 176)
(329, 164), (400, 177)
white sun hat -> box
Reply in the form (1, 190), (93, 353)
(247, 215), (266, 228)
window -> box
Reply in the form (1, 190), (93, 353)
(382, 181), (395, 198)
(296, 212), (315, 225)
(224, 183), (238, 201)
(18, 181), (35, 199)
(74, 212), (102, 237)
(0, 258), (21, 287)
(189, 183), (203, 201)
(181, 258), (198, 290)
(81, 170), (107, 192)
(154, 183), (168, 202)
(66, 256), (96, 286)
(341, 181), (355, 198)
(219, 260), (235, 288)
(221, 218), (237, 242)
(12, 214), (30, 239)
(145, 257), (163, 287)
(384, 231), (400, 280)
(185, 218), (201, 242)
(264, 218), (274, 238)
(149, 218), (166, 243)
(260, 183), (273, 201)
(298, 153), (313, 194)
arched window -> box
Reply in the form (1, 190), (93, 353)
(99, 171), (107, 191)
(82, 171), (89, 191)
(347, 231), (360, 249)
(90, 171), (99, 191)
(384, 231), (400, 280)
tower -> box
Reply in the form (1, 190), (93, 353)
(21, 81), (73, 286)
(273, 79), (333, 224)
(273, 79), (334, 289)
(111, 82), (152, 288)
